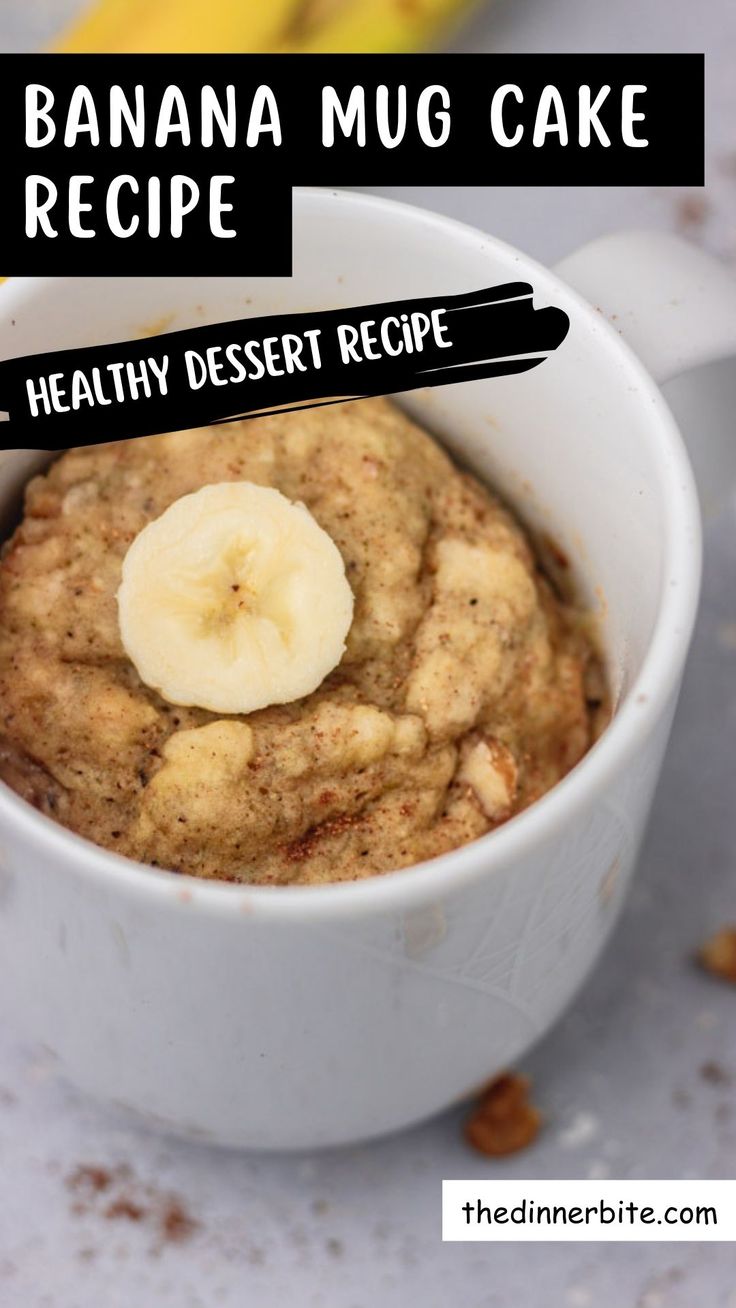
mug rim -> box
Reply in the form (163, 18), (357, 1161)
(0, 187), (703, 922)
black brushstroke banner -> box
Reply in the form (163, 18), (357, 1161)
(0, 284), (570, 449)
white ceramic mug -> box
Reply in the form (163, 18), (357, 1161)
(0, 191), (734, 1150)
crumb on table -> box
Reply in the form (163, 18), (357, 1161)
(464, 1072), (541, 1157)
(698, 927), (736, 985)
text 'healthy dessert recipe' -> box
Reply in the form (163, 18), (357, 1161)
(0, 399), (606, 885)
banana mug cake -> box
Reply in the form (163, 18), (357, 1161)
(0, 399), (606, 885)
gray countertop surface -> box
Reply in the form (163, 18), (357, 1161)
(1, 2), (735, 1305)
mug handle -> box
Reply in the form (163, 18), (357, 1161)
(554, 230), (736, 508)
(554, 229), (736, 385)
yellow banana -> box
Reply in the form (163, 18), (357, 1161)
(55, 0), (476, 54)
(276, 0), (477, 53)
(55, 0), (307, 53)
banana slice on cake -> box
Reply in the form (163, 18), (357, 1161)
(117, 482), (354, 713)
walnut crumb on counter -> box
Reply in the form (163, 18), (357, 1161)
(697, 927), (736, 985)
(464, 1072), (542, 1157)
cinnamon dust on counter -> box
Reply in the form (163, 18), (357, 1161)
(674, 193), (710, 234)
(66, 1164), (114, 1196)
(159, 1197), (199, 1244)
(699, 1060), (733, 1088)
(464, 1072), (542, 1157)
(104, 1197), (146, 1223)
(65, 1162), (199, 1247)
(697, 927), (736, 986)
